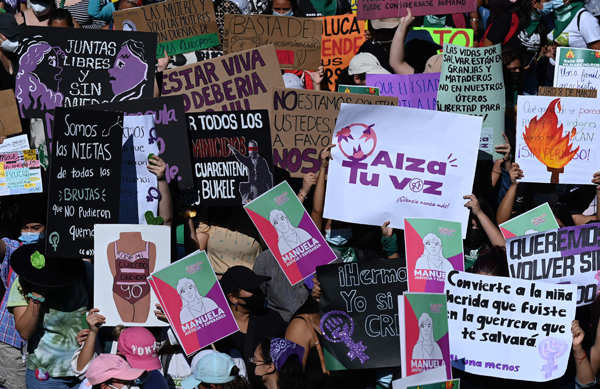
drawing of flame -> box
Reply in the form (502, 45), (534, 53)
(596, 51), (600, 58)
(565, 50), (575, 59)
(523, 98), (579, 183)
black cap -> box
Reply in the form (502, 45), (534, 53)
(220, 266), (270, 295)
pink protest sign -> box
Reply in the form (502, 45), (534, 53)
(357, 0), (477, 20)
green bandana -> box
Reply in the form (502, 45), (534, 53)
(552, 1), (585, 41)
(423, 15), (447, 28)
(310, 0), (337, 16)
(524, 10), (541, 36)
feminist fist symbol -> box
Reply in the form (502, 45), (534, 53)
(321, 311), (369, 364)
(538, 337), (568, 379)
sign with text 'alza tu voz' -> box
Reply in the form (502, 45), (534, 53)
(15, 27), (157, 119)
(46, 108), (123, 259)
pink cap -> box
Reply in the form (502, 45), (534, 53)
(117, 328), (161, 371)
(86, 354), (144, 385)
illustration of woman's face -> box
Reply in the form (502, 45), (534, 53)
(419, 315), (434, 340)
(38, 48), (64, 91)
(423, 235), (442, 256)
(108, 44), (147, 96)
(272, 212), (291, 233)
(179, 282), (197, 303)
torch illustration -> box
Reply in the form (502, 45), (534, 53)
(523, 98), (579, 184)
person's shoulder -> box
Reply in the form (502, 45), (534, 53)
(141, 370), (169, 389)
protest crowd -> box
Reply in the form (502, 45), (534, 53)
(2, 0), (600, 388)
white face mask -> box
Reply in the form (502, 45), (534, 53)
(0, 39), (19, 53)
(273, 9), (293, 16)
(30, 3), (49, 15)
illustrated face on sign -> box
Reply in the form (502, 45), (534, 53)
(418, 313), (434, 341)
(108, 40), (148, 97)
(248, 140), (258, 160)
(177, 278), (201, 304)
(423, 233), (442, 256)
(269, 209), (292, 234)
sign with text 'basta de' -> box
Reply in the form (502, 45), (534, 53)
(113, 0), (219, 57)
(357, 0), (476, 19)
(15, 27), (156, 119)
(323, 104), (481, 238)
(161, 45), (284, 112)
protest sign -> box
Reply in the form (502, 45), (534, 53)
(538, 86), (597, 98)
(245, 181), (336, 285)
(46, 108), (122, 259)
(90, 96), (193, 190)
(399, 293), (450, 379)
(161, 45), (284, 112)
(317, 259), (408, 369)
(413, 27), (474, 50)
(321, 15), (366, 90)
(323, 104), (481, 238)
(148, 250), (239, 355)
(506, 223), (600, 306)
(516, 96), (600, 184)
(499, 202), (559, 239)
(366, 73), (439, 110)
(186, 110), (273, 206)
(446, 270), (576, 381)
(437, 44), (505, 159)
(16, 27), (156, 120)
(405, 218), (463, 293)
(0, 150), (43, 196)
(0, 89), (22, 136)
(407, 380), (459, 389)
(357, 0), (476, 19)
(113, 0), (219, 57)
(270, 88), (397, 177)
(553, 47), (600, 91)
(94, 224), (171, 326)
(392, 367), (448, 389)
(0, 135), (29, 153)
(338, 85), (380, 95)
(222, 15), (322, 70)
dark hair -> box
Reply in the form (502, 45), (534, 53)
(259, 338), (305, 389)
(48, 8), (74, 27)
(199, 366), (250, 389)
(470, 246), (509, 276)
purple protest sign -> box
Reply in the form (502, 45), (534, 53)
(366, 73), (439, 110)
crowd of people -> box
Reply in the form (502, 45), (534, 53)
(1, 0), (600, 388)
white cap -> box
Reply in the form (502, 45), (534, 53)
(348, 53), (391, 75)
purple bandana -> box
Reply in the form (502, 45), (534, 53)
(269, 338), (304, 370)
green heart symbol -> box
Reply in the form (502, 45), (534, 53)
(145, 211), (164, 225)
(30, 251), (45, 269)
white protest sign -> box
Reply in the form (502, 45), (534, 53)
(516, 95), (600, 185)
(554, 47), (600, 91)
(507, 223), (600, 306)
(0, 134), (29, 153)
(391, 366), (447, 389)
(445, 271), (575, 381)
(323, 103), (481, 238)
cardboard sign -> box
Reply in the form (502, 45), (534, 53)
(0, 150), (43, 196)
(437, 44), (505, 159)
(553, 47), (600, 91)
(148, 250), (239, 355)
(161, 45), (284, 112)
(113, 0), (219, 57)
(94, 224), (171, 326)
(222, 15), (322, 70)
(367, 73), (439, 110)
(446, 271), (576, 381)
(323, 104), (481, 238)
(186, 110), (274, 206)
(506, 223), (600, 306)
(516, 96), (600, 185)
(0, 89), (22, 136)
(321, 15), (366, 91)
(414, 27), (474, 50)
(405, 218), (464, 293)
(46, 108), (123, 259)
(499, 202), (559, 239)
(357, 0), (477, 19)
(244, 181), (336, 285)
(399, 293), (450, 379)
(317, 260), (408, 370)
(337, 85), (379, 95)
(15, 27), (156, 119)
(538, 86), (597, 98)
(270, 88), (397, 177)
(89, 96), (193, 190)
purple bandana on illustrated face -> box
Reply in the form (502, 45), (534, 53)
(269, 338), (304, 370)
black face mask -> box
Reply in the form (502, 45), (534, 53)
(239, 290), (266, 313)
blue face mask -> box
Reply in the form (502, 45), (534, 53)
(273, 9), (293, 16)
(19, 232), (43, 244)
(541, 1), (554, 14)
(551, 0), (564, 10)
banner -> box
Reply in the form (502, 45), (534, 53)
(437, 44), (505, 159)
(244, 181), (336, 285)
(317, 260), (408, 369)
(0, 89), (22, 136)
(321, 15), (366, 90)
(222, 15), (322, 70)
(357, 0), (477, 19)
(405, 218), (463, 293)
(161, 45), (284, 112)
(506, 223), (600, 306)
(0, 150), (43, 196)
(148, 250), (239, 355)
(538, 86), (597, 98)
(553, 47), (600, 91)
(46, 108), (123, 259)
(366, 73), (439, 110)
(270, 88), (397, 177)
(90, 96), (193, 190)
(186, 110), (273, 206)
(338, 85), (380, 95)
(414, 27), (474, 50)
(94, 224), (171, 326)
(499, 202), (559, 239)
(399, 293), (450, 379)
(516, 96), (600, 184)
(446, 270), (576, 381)
(113, 0), (219, 57)
(323, 104), (481, 238)
(15, 27), (156, 119)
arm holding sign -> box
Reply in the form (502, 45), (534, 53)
(464, 194), (505, 247)
(147, 155), (173, 226)
(311, 145), (334, 230)
(491, 135), (512, 187)
(389, 9), (415, 75)
(496, 163), (523, 225)
(9, 280), (44, 341)
(572, 320), (596, 387)
(76, 308), (106, 372)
